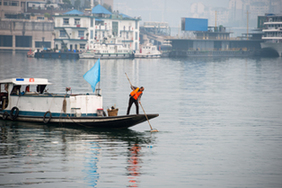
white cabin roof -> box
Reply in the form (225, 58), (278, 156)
(0, 78), (52, 85)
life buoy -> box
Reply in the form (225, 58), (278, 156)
(10, 107), (19, 120)
(2, 111), (9, 120)
(43, 111), (52, 123)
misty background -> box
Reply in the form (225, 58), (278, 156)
(112, 0), (282, 37)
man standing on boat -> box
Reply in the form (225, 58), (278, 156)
(127, 86), (144, 115)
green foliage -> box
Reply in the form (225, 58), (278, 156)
(44, 13), (50, 18)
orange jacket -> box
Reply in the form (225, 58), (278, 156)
(130, 87), (143, 100)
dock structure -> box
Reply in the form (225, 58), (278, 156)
(169, 26), (264, 57)
(140, 21), (171, 45)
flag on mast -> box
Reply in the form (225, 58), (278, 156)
(83, 59), (100, 92)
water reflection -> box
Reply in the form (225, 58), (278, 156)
(0, 120), (154, 187)
(127, 143), (141, 187)
(84, 141), (100, 187)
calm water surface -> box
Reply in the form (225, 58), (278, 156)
(0, 51), (282, 188)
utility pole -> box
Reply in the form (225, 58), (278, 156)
(246, 10), (250, 40)
(215, 11), (217, 28)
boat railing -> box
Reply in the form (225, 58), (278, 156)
(14, 92), (101, 98)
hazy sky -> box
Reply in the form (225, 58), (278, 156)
(114, 0), (229, 27)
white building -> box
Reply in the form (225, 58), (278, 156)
(53, 5), (140, 51)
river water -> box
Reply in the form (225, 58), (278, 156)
(0, 51), (282, 188)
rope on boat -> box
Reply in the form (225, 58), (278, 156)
(62, 97), (67, 113)
(58, 95), (97, 127)
(58, 95), (85, 127)
(58, 95), (67, 126)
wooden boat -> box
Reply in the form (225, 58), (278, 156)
(0, 78), (158, 129)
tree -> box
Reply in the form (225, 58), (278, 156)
(44, 13), (51, 20)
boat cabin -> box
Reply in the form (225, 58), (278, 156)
(0, 78), (51, 110)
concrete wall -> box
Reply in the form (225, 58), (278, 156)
(0, 19), (54, 50)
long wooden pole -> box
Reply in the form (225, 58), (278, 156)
(125, 73), (158, 132)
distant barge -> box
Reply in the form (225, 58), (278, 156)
(169, 50), (255, 57)
(34, 50), (80, 59)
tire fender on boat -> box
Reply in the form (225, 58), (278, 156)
(2, 111), (9, 120)
(43, 111), (52, 123)
(10, 107), (19, 120)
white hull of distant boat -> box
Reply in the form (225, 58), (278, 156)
(260, 42), (282, 57)
(80, 43), (134, 59)
(134, 43), (162, 58)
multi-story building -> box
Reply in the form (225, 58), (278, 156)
(0, 0), (46, 18)
(53, 4), (141, 51)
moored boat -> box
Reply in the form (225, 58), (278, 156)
(0, 78), (158, 129)
(134, 43), (162, 58)
(26, 49), (35, 58)
(34, 48), (80, 59)
(260, 13), (282, 57)
(80, 43), (134, 59)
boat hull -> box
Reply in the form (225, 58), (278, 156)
(34, 52), (80, 59)
(134, 54), (161, 58)
(0, 113), (159, 129)
(260, 42), (282, 57)
(80, 53), (134, 59)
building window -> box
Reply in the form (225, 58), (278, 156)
(35, 41), (51, 48)
(60, 30), (66, 37)
(11, 1), (19, 6)
(112, 22), (118, 37)
(90, 30), (93, 39)
(4, 1), (8, 5)
(135, 32), (138, 40)
(63, 18), (69, 25)
(78, 30), (84, 37)
(91, 18), (93, 27)
(75, 19), (80, 25)
(80, 44), (85, 49)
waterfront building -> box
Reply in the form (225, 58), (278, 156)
(169, 25), (263, 57)
(0, 19), (54, 50)
(53, 5), (141, 51)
